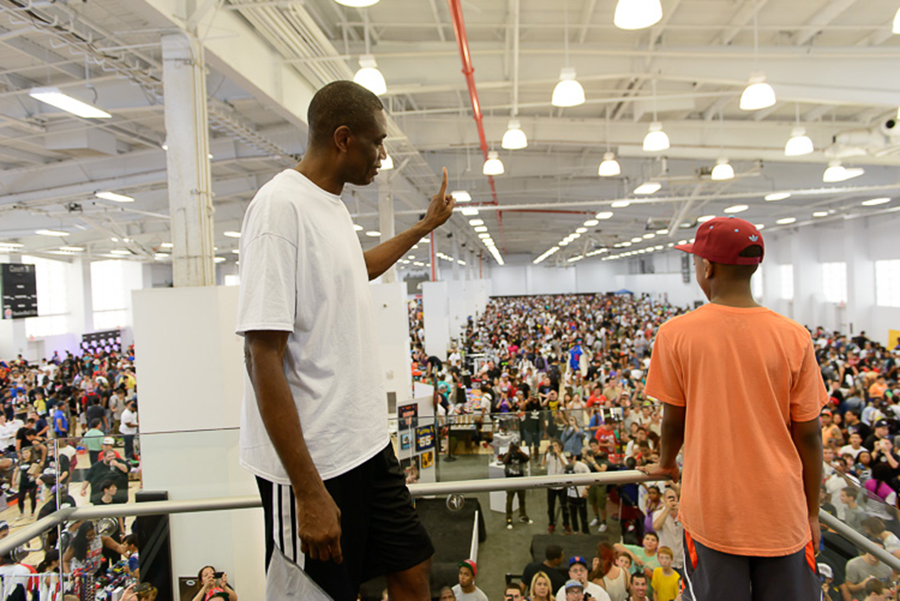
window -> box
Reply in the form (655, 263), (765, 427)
(821, 262), (847, 303)
(21, 256), (70, 338)
(780, 265), (793, 300)
(876, 260), (900, 307)
(224, 274), (240, 287)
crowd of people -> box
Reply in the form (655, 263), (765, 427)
(407, 293), (900, 601)
(0, 348), (150, 599)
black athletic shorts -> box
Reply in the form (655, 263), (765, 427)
(682, 529), (820, 601)
(257, 443), (434, 601)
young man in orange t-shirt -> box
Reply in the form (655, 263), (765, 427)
(639, 217), (828, 600)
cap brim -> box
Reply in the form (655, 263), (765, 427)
(673, 243), (694, 254)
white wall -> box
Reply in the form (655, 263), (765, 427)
(370, 282), (414, 406)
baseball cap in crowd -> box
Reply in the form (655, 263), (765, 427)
(0, 521), (8, 532)
(817, 563), (833, 579)
(821, 409), (832, 416)
(102, 437), (115, 445)
(874, 420), (890, 429)
(458, 559), (477, 578)
(565, 579), (584, 590)
(568, 556), (588, 568)
(675, 217), (764, 265)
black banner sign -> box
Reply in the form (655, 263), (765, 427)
(1, 264), (38, 319)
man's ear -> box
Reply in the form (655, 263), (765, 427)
(702, 258), (714, 280)
(333, 125), (352, 153)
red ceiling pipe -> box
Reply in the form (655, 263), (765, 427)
(446, 0), (506, 252)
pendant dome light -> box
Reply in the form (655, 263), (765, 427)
(711, 158), (735, 181)
(502, 2), (528, 150)
(784, 104), (813, 156)
(335, 0), (380, 6)
(823, 160), (864, 183)
(598, 107), (620, 176)
(502, 119), (527, 150)
(643, 80), (669, 152)
(483, 151), (505, 176)
(352, 12), (386, 95)
(614, 0), (663, 30)
(551, 2), (585, 108)
(740, 3), (776, 111)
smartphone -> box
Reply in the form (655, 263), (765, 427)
(213, 571), (224, 579)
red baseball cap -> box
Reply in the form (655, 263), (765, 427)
(675, 217), (764, 265)
(458, 559), (477, 577)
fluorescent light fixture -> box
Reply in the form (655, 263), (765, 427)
(784, 127), (814, 156)
(474, 226), (488, 233)
(231, 249), (240, 254)
(483, 151), (505, 176)
(755, 224), (765, 230)
(224, 231), (242, 238)
(469, 219), (484, 226)
(595, 211), (614, 219)
(711, 158), (735, 181)
(154, 253), (169, 259)
(478, 233), (490, 238)
(894, 6), (900, 34)
(614, 0), (663, 30)
(160, 242), (173, 249)
(413, 261), (425, 267)
(29, 87), (111, 119)
(724, 204), (749, 214)
(95, 191), (134, 203)
(621, 241), (632, 247)
(740, 74), (776, 111)
(109, 249), (131, 255)
(776, 217), (797, 225)
(812, 211), (829, 217)
(501, 119), (528, 150)
(559, 240), (570, 246)
(380, 154), (394, 170)
(353, 55), (386, 96)
(0, 242), (24, 248)
(656, 229), (669, 234)
(598, 152), (621, 177)
(59, 246), (84, 252)
(862, 197), (891, 206)
(631, 237), (643, 243)
(634, 182), (662, 195)
(551, 67), (585, 108)
(584, 219), (599, 227)
(765, 192), (791, 202)
(570, 233), (581, 239)
(461, 208), (480, 216)
(823, 161), (864, 183)
(697, 215), (716, 223)
(214, 256), (227, 263)
(643, 121), (670, 152)
(353, 224), (364, 231)
(365, 230), (381, 237)
(643, 233), (655, 239)
(35, 229), (69, 237)
(336, 0), (380, 6)
(451, 190), (472, 202)
(576, 227), (588, 234)
(612, 200), (632, 207)
(420, 237), (430, 243)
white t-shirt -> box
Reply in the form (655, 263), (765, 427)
(236, 169), (389, 483)
(452, 584), (489, 601)
(119, 409), (138, 435)
(555, 581), (610, 601)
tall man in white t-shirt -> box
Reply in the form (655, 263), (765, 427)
(237, 80), (455, 601)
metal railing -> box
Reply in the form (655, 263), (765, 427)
(3, 470), (897, 574)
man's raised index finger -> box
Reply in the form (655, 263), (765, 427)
(438, 167), (448, 199)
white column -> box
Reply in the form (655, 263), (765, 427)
(67, 258), (93, 335)
(845, 218), (875, 336)
(791, 226), (823, 328)
(162, 33), (215, 288)
(422, 281), (450, 358)
(377, 179), (396, 284)
(451, 235), (460, 281)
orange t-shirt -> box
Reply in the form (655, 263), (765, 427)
(869, 382), (888, 399)
(645, 304), (828, 557)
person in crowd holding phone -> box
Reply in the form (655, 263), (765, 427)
(193, 565), (238, 601)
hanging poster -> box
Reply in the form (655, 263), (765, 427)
(415, 424), (435, 452)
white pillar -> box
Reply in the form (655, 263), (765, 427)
(791, 226), (822, 328)
(378, 179), (396, 284)
(451, 235), (460, 281)
(162, 33), (215, 287)
(845, 218), (875, 336)
(68, 258), (93, 335)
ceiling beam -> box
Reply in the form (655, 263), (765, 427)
(794, 0), (858, 47)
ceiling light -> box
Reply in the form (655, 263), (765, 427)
(776, 217), (796, 225)
(231, 249), (240, 254)
(335, 0), (380, 6)
(812, 211), (829, 217)
(697, 215), (716, 223)
(570, 233), (581, 239)
(598, 152), (621, 177)
(223, 231), (241, 238)
(614, 0), (662, 30)
(784, 127), (814, 156)
(559, 240), (570, 246)
(724, 204), (749, 214)
(353, 54), (386, 96)
(596, 211), (614, 219)
(95, 191), (134, 203)
(35, 229), (69, 237)
(59, 246), (84, 252)
(0, 242), (24, 248)
(894, 6), (900, 34)
(584, 219), (599, 227)
(29, 87), (111, 119)
(765, 192), (791, 202)
(469, 219), (484, 226)
(110, 249), (131, 255)
(631, 237), (643, 243)
(574, 227), (587, 234)
(478, 233), (490, 239)
(634, 182), (661, 195)
(862, 197), (891, 206)
(413, 261), (424, 267)
(755, 224), (765, 230)
(740, 74), (776, 111)
(451, 190), (472, 202)
(474, 226), (488, 232)
(656, 229), (669, 234)
(621, 241), (632, 247)
(160, 242), (173, 249)
(461, 208), (480, 216)
(154, 253), (169, 259)
(551, 67), (585, 108)
(642, 121), (670, 152)
(711, 158), (735, 181)
(380, 154), (394, 170)
(353, 224), (364, 231)
(612, 200), (632, 208)
(643, 233), (655, 239)
(214, 257), (226, 263)
(365, 230), (381, 237)
(823, 161), (864, 183)
(483, 151), (505, 176)
(501, 119), (528, 150)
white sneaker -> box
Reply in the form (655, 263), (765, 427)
(507, 523), (514, 530)
(598, 523), (608, 532)
(589, 518), (599, 527)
